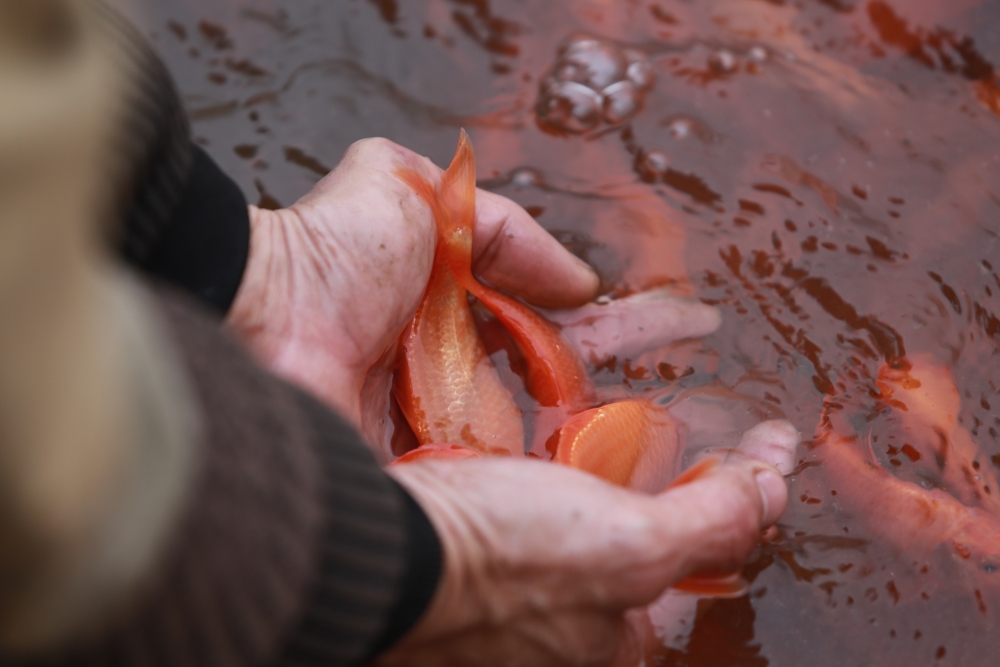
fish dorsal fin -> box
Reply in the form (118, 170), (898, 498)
(437, 129), (477, 285)
(436, 131), (596, 410)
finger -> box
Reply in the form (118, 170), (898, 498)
(544, 289), (722, 362)
(472, 189), (600, 309)
(727, 419), (801, 475)
(649, 461), (787, 580)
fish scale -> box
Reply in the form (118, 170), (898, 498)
(394, 160), (524, 456)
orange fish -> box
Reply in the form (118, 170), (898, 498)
(394, 130), (676, 489)
(393, 133), (524, 456)
(552, 400), (680, 493)
(817, 406), (1000, 594)
(392, 443), (481, 465)
(876, 354), (1000, 515)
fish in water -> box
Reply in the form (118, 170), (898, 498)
(816, 398), (1000, 599)
(391, 132), (803, 620)
(875, 354), (1000, 516)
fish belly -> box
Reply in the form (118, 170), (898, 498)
(553, 400), (679, 492)
(395, 259), (524, 456)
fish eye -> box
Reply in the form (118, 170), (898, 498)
(982, 557), (1000, 573)
(985, 564), (998, 573)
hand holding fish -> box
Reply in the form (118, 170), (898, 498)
(226, 132), (792, 666)
(226, 137), (600, 431)
(226, 137), (718, 447)
(380, 453), (788, 667)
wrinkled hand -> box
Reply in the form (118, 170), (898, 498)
(380, 450), (789, 667)
(226, 136), (791, 667)
(227, 137), (599, 432)
(227, 138), (719, 441)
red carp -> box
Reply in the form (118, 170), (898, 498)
(817, 402), (1000, 595)
(875, 354), (1000, 515)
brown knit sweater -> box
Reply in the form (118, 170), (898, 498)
(0, 4), (441, 664)
(11, 286), (432, 667)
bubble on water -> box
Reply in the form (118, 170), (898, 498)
(602, 80), (640, 124)
(509, 167), (544, 188)
(537, 80), (603, 133)
(668, 117), (695, 139)
(708, 49), (737, 73)
(626, 59), (655, 91)
(636, 149), (670, 181)
(558, 37), (626, 91)
(538, 36), (655, 132)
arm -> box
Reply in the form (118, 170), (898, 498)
(223, 137), (790, 666)
(0, 6), (423, 664)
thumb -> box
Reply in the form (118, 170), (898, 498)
(472, 189), (599, 309)
(568, 458), (788, 612)
(649, 461), (787, 583)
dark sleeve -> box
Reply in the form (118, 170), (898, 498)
(98, 3), (250, 315)
(20, 287), (440, 667)
(137, 145), (251, 315)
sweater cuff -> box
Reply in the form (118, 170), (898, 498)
(279, 398), (443, 665)
(138, 145), (250, 315)
(364, 479), (443, 658)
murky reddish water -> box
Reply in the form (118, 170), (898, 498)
(140, 1), (1000, 664)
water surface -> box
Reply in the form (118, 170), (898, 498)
(143, 1), (1000, 664)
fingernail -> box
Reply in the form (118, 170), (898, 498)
(754, 467), (788, 526)
(571, 253), (600, 282)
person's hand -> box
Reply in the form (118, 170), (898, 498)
(225, 138), (718, 448)
(227, 138), (598, 434)
(224, 136), (791, 666)
(379, 443), (790, 667)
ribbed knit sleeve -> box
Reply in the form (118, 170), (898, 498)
(12, 287), (438, 667)
(97, 2), (250, 314)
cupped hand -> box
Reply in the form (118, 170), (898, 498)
(226, 137), (720, 447)
(224, 136), (791, 666)
(379, 449), (789, 667)
(226, 137), (599, 431)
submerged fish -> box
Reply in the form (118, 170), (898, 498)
(816, 403), (1000, 597)
(875, 354), (1000, 516)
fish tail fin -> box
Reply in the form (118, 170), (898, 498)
(666, 457), (720, 490)
(438, 129), (477, 284)
(671, 572), (749, 599)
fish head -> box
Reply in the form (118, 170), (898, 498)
(876, 354), (960, 430)
(948, 513), (1000, 585)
